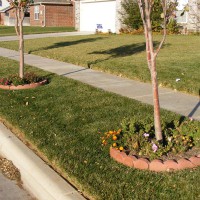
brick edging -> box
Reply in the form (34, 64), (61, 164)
(110, 148), (200, 172)
(0, 80), (47, 90)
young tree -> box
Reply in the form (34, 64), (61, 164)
(136, 0), (167, 141)
(7, 0), (32, 78)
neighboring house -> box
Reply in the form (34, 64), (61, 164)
(0, 6), (30, 26)
(186, 0), (200, 32)
(75, 0), (122, 33)
(76, 0), (200, 33)
(176, 0), (200, 33)
(0, 0), (9, 10)
(0, 0), (30, 26)
(30, 0), (74, 27)
(0, 0), (75, 27)
(0, 0), (9, 25)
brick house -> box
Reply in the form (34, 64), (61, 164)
(0, 6), (30, 26)
(0, 0), (75, 27)
(30, 0), (75, 27)
(0, 0), (10, 25)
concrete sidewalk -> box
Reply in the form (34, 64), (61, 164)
(0, 47), (199, 120)
(0, 31), (94, 42)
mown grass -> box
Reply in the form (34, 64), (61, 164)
(0, 26), (75, 36)
(0, 57), (200, 200)
(0, 34), (199, 95)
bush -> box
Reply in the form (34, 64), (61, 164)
(119, 0), (180, 34)
(167, 18), (180, 34)
(119, 0), (163, 32)
(0, 72), (44, 86)
(119, 0), (143, 30)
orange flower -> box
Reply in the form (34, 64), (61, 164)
(109, 131), (114, 135)
(102, 140), (107, 145)
(112, 135), (117, 141)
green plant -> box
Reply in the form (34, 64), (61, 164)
(100, 118), (198, 160)
(119, 0), (163, 32)
(0, 72), (45, 86)
(167, 18), (180, 34)
(23, 72), (43, 83)
(119, 0), (143, 30)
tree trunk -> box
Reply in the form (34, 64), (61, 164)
(151, 58), (162, 141)
(19, 8), (24, 79)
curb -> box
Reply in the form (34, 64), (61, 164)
(0, 122), (85, 200)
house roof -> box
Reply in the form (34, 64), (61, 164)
(0, 6), (11, 13)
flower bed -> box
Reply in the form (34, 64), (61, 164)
(100, 118), (200, 171)
(0, 72), (47, 90)
(0, 79), (47, 90)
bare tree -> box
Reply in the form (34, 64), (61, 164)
(7, 0), (32, 78)
(136, 0), (168, 141)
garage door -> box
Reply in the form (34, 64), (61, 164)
(80, 0), (116, 33)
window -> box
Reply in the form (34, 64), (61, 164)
(176, 10), (188, 23)
(25, 12), (30, 17)
(34, 5), (39, 20)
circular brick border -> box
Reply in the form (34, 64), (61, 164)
(110, 148), (200, 172)
(0, 80), (47, 90)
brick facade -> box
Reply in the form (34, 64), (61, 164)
(0, 13), (4, 25)
(0, 7), (30, 26)
(30, 3), (74, 27)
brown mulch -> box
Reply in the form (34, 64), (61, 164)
(0, 156), (21, 183)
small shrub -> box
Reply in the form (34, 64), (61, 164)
(0, 72), (45, 86)
(99, 118), (199, 160)
(167, 18), (180, 34)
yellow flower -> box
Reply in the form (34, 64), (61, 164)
(109, 131), (114, 135)
(119, 146), (124, 151)
(112, 143), (117, 147)
(117, 129), (122, 134)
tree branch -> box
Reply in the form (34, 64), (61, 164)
(14, 7), (19, 36)
(155, 0), (167, 57)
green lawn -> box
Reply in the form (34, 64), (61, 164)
(0, 34), (199, 95)
(0, 57), (200, 200)
(0, 26), (75, 36)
